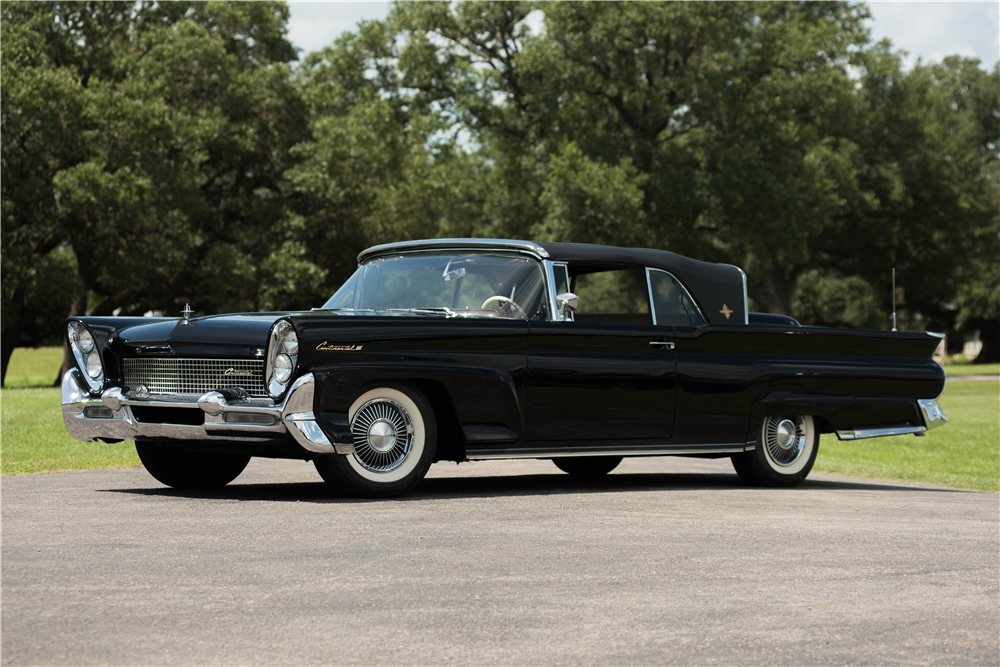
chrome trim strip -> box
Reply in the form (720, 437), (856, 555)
(358, 238), (550, 263)
(836, 425), (926, 441)
(730, 265), (750, 325)
(648, 341), (675, 349)
(467, 444), (747, 460)
(645, 267), (708, 325)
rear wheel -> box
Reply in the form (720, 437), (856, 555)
(314, 383), (436, 498)
(553, 456), (622, 476)
(135, 441), (250, 489)
(731, 415), (818, 487)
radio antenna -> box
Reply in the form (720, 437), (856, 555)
(891, 268), (897, 332)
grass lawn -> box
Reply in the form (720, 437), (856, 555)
(1, 387), (141, 474)
(2, 347), (998, 490)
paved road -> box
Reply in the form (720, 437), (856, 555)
(2, 457), (997, 666)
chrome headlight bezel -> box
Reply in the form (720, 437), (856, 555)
(266, 320), (299, 398)
(67, 321), (105, 394)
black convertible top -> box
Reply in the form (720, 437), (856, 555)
(538, 242), (747, 325)
(360, 238), (748, 325)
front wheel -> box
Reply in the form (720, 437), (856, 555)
(135, 442), (250, 489)
(314, 383), (436, 498)
(553, 456), (623, 476)
(731, 415), (818, 487)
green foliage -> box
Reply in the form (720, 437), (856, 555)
(536, 143), (647, 245)
(792, 270), (886, 329)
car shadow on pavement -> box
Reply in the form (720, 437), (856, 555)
(99, 471), (972, 503)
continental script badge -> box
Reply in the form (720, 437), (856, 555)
(317, 342), (364, 351)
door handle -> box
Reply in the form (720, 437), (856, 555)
(649, 341), (675, 350)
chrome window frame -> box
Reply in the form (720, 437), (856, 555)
(645, 267), (708, 327)
(544, 260), (573, 321)
(359, 239), (549, 264)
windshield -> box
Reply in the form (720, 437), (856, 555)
(319, 252), (549, 320)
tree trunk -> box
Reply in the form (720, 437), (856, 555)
(53, 293), (88, 386)
(749, 268), (795, 316)
(970, 317), (999, 364)
(1, 332), (17, 388)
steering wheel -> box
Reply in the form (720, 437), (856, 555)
(481, 295), (528, 320)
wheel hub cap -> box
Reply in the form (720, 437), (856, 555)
(775, 419), (797, 449)
(367, 420), (397, 452)
(764, 416), (806, 467)
(350, 398), (413, 472)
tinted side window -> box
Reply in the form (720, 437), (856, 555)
(648, 269), (705, 326)
(571, 269), (652, 325)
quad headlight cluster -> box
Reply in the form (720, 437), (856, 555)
(67, 321), (105, 393)
(267, 320), (299, 398)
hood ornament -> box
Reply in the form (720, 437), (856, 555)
(181, 303), (194, 321)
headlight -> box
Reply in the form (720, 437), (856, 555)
(77, 328), (95, 353)
(85, 351), (103, 378)
(67, 321), (104, 393)
(280, 328), (299, 356)
(267, 320), (299, 397)
(273, 353), (292, 384)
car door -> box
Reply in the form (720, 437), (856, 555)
(523, 266), (679, 443)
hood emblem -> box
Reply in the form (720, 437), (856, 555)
(181, 303), (194, 321)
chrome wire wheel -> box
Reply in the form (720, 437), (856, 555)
(350, 398), (413, 473)
(763, 415), (807, 467)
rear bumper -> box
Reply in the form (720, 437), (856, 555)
(61, 369), (352, 455)
(835, 398), (948, 441)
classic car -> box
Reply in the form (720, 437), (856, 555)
(62, 239), (948, 497)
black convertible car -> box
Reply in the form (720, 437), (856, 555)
(62, 239), (947, 497)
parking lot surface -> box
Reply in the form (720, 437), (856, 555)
(2, 457), (997, 666)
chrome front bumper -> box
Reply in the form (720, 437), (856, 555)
(835, 398), (948, 441)
(62, 369), (352, 455)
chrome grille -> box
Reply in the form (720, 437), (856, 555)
(123, 358), (266, 397)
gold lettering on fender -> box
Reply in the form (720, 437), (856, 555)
(317, 342), (364, 351)
(720, 304), (733, 320)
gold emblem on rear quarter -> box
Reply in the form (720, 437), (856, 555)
(720, 304), (733, 320)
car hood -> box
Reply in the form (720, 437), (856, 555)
(114, 313), (288, 358)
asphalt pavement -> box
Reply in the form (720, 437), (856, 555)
(2, 456), (997, 666)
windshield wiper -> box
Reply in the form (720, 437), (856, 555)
(384, 308), (455, 317)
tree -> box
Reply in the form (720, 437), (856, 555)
(1, 1), (314, 385)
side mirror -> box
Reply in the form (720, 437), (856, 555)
(556, 293), (579, 321)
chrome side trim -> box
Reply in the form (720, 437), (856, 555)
(358, 238), (550, 263)
(836, 425), (926, 441)
(467, 444), (747, 460)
